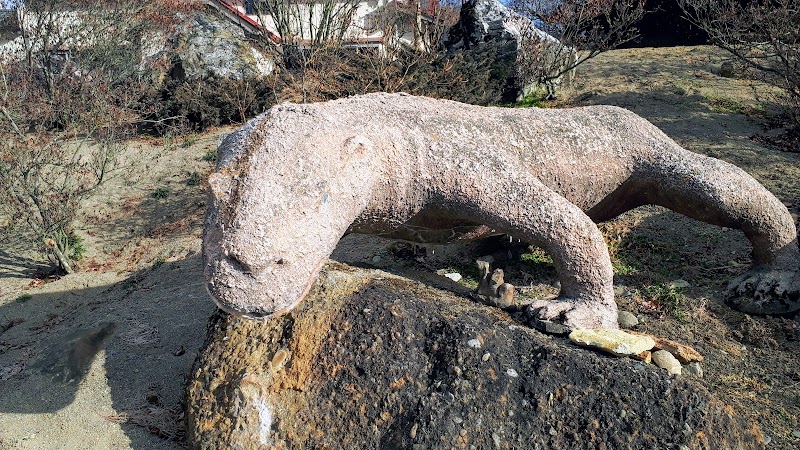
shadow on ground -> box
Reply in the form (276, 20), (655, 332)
(0, 254), (214, 449)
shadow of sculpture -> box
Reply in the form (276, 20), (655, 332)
(0, 253), (214, 449)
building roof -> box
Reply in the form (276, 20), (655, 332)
(209, 0), (282, 44)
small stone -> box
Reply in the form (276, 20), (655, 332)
(684, 362), (703, 377)
(371, 255), (382, 264)
(482, 352), (491, 362)
(651, 336), (704, 364)
(467, 338), (482, 349)
(719, 61), (735, 78)
(530, 318), (570, 335)
(668, 279), (690, 289)
(613, 285), (626, 296)
(548, 427), (557, 436)
(763, 435), (771, 445)
(506, 368), (519, 378)
(618, 310), (639, 328)
(444, 272), (463, 282)
(453, 417), (463, 424)
(652, 350), (682, 375)
(569, 329), (656, 357)
(552, 280), (561, 290)
(492, 432), (502, 448)
(791, 430), (800, 438)
(410, 423), (418, 439)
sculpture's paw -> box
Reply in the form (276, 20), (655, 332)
(727, 268), (800, 314)
(525, 296), (618, 333)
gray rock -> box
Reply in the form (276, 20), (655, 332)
(444, 0), (573, 102)
(652, 350), (682, 375)
(719, 61), (735, 78)
(529, 318), (570, 335)
(617, 310), (639, 328)
(144, 11), (274, 84)
(684, 362), (703, 378)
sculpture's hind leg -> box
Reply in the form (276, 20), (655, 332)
(633, 148), (800, 314)
(448, 170), (618, 330)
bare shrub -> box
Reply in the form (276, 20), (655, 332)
(679, 0), (800, 131)
(509, 0), (645, 96)
(0, 0), (198, 273)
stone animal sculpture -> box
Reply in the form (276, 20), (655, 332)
(203, 93), (799, 330)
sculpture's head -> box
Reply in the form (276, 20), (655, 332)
(203, 119), (375, 319)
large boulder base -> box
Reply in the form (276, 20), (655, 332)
(186, 265), (764, 449)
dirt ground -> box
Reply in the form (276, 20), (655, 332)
(1, 45), (799, 449)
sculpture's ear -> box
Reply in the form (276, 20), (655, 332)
(208, 171), (233, 201)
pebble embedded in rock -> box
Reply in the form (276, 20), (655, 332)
(568, 329), (656, 357)
(618, 310), (639, 328)
(371, 255), (382, 264)
(467, 338), (482, 348)
(652, 350), (682, 375)
(506, 368), (519, 378)
(684, 362), (703, 377)
(482, 352), (491, 362)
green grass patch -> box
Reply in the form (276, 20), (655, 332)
(152, 187), (169, 199)
(202, 149), (218, 163)
(442, 264), (481, 289)
(641, 283), (689, 322)
(186, 171), (202, 186)
(703, 94), (765, 116)
(612, 260), (638, 276)
(520, 248), (553, 266)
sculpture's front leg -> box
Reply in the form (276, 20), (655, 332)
(444, 168), (618, 330)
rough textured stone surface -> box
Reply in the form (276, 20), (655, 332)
(186, 266), (764, 449)
(203, 92), (800, 332)
(444, 0), (573, 102)
(652, 350), (683, 375)
(568, 329), (656, 357)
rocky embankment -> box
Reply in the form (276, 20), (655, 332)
(187, 264), (764, 449)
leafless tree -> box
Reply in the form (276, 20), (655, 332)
(679, 0), (800, 130)
(0, 0), (198, 273)
(509, 0), (645, 95)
